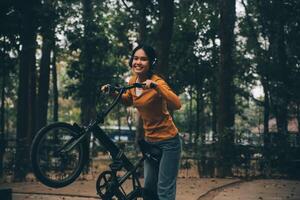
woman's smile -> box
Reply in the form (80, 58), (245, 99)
(133, 65), (145, 71)
(132, 49), (150, 76)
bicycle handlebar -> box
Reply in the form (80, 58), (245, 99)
(108, 82), (145, 93)
(104, 82), (156, 94)
(95, 82), (156, 126)
(79, 82), (158, 143)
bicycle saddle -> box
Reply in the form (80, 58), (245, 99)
(138, 139), (162, 163)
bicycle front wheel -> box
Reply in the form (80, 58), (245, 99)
(31, 122), (88, 188)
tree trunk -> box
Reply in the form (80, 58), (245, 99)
(241, 0), (272, 175)
(0, 65), (6, 136)
(134, 0), (148, 43)
(36, 28), (54, 131)
(273, 15), (289, 137)
(216, 0), (236, 178)
(14, 1), (38, 181)
(0, 65), (6, 178)
(297, 103), (300, 135)
(211, 38), (218, 142)
(81, 0), (97, 174)
(155, 0), (174, 77)
(267, 0), (289, 173)
(81, 0), (97, 125)
(188, 88), (193, 145)
(52, 49), (59, 122)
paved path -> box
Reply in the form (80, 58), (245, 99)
(212, 179), (300, 200)
(2, 178), (299, 200)
(1, 178), (239, 200)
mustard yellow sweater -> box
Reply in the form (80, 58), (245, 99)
(121, 74), (181, 141)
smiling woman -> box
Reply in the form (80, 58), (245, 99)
(101, 44), (182, 200)
(131, 50), (151, 77)
(128, 44), (157, 81)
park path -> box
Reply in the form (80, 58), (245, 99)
(201, 179), (300, 200)
(1, 178), (239, 200)
(3, 178), (300, 200)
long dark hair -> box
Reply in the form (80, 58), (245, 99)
(129, 44), (157, 78)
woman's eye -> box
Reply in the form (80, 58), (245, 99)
(133, 57), (148, 62)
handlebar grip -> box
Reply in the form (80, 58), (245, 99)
(133, 82), (157, 88)
(133, 83), (145, 88)
(150, 83), (157, 88)
(101, 84), (111, 93)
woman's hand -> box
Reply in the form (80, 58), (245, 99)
(143, 80), (157, 89)
(100, 84), (111, 93)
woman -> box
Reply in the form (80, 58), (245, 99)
(102, 44), (181, 200)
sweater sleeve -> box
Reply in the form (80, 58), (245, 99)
(155, 79), (181, 110)
(121, 90), (133, 106)
(120, 76), (135, 106)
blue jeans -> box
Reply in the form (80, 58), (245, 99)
(144, 135), (182, 200)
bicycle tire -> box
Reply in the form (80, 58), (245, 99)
(31, 122), (88, 188)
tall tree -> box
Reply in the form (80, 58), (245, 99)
(36, 0), (56, 130)
(0, 49), (7, 179)
(267, 0), (289, 136)
(80, 0), (97, 125)
(51, 48), (59, 122)
(240, 0), (272, 175)
(14, 0), (40, 181)
(155, 0), (174, 77)
(133, 0), (149, 43)
(0, 0), (20, 178)
(216, 0), (236, 177)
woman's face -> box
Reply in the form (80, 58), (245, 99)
(132, 49), (150, 77)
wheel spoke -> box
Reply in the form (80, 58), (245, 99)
(31, 123), (86, 188)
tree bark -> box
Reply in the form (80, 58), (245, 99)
(242, 0), (271, 135)
(267, 0), (289, 173)
(271, 0), (289, 136)
(14, 0), (38, 181)
(0, 64), (6, 136)
(134, 0), (148, 43)
(241, 0), (272, 174)
(155, 0), (174, 77)
(216, 0), (236, 178)
(0, 64), (6, 178)
(211, 37), (218, 142)
(36, 27), (54, 131)
(188, 88), (193, 145)
(81, 0), (97, 125)
(52, 49), (59, 122)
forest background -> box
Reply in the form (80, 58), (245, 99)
(0, 0), (299, 182)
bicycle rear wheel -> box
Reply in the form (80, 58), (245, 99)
(31, 122), (88, 188)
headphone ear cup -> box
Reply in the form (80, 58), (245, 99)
(151, 58), (157, 68)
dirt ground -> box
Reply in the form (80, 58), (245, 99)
(2, 178), (300, 200)
(212, 179), (300, 200)
(1, 177), (239, 200)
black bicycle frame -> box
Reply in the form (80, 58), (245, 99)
(57, 83), (145, 171)
(92, 125), (135, 170)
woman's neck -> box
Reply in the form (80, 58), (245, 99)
(137, 74), (147, 82)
